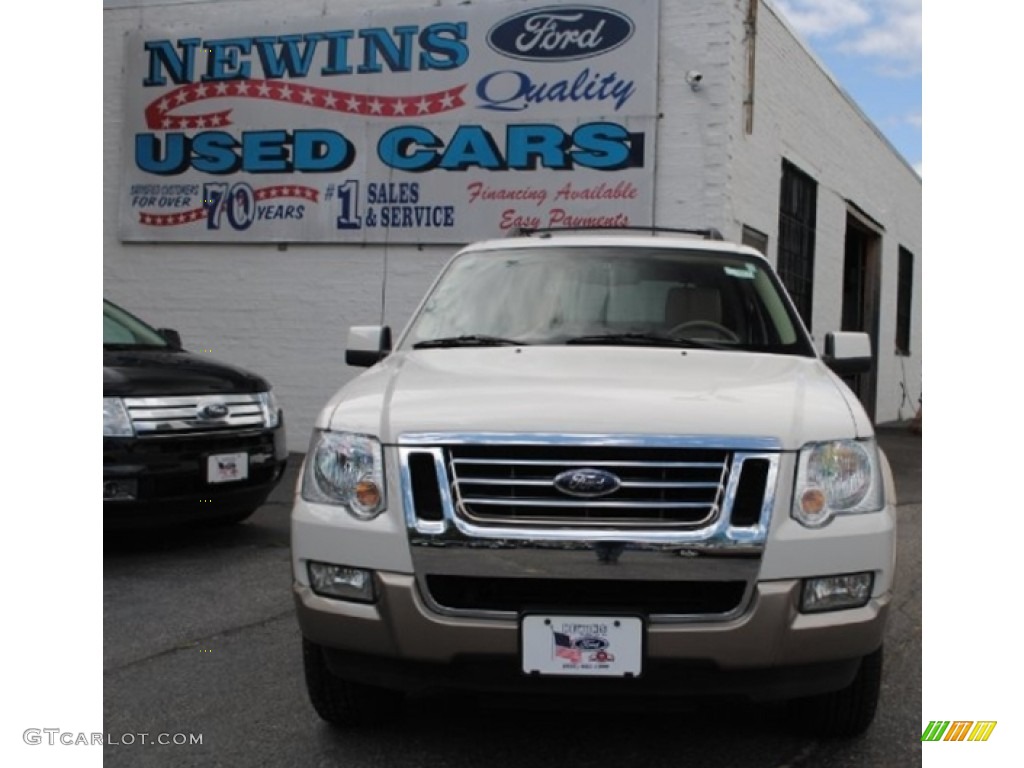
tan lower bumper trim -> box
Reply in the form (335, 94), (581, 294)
(295, 571), (889, 668)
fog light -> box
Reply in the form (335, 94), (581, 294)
(307, 562), (376, 602)
(801, 572), (873, 613)
(104, 479), (137, 501)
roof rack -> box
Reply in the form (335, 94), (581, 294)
(506, 225), (724, 241)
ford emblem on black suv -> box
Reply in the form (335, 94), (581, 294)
(198, 402), (229, 420)
(487, 6), (634, 62)
(553, 468), (621, 497)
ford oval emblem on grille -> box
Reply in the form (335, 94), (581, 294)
(487, 6), (635, 62)
(198, 402), (229, 420)
(553, 468), (621, 498)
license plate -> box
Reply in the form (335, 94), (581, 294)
(207, 452), (249, 484)
(521, 615), (643, 677)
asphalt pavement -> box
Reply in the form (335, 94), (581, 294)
(876, 422), (921, 506)
(103, 424), (922, 767)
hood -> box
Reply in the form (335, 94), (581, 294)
(103, 348), (268, 397)
(325, 346), (867, 450)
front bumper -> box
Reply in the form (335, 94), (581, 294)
(294, 573), (889, 700)
(104, 422), (287, 528)
(292, 434), (895, 699)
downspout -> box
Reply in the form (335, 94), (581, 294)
(652, 0), (664, 227)
(744, 0), (758, 134)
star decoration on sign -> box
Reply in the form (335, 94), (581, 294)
(139, 209), (207, 226)
(138, 185), (320, 227)
(144, 80), (467, 130)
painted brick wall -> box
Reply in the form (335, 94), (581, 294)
(104, 0), (922, 448)
(724, 2), (923, 423)
(651, 0), (733, 231)
(105, 0), (469, 450)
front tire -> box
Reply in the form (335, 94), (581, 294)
(302, 638), (404, 727)
(788, 646), (883, 738)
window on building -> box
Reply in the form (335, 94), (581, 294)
(742, 225), (769, 256)
(776, 160), (818, 330)
(895, 246), (914, 355)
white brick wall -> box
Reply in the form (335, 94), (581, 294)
(651, 0), (733, 231)
(104, 0), (922, 448)
(105, 0), (474, 450)
(724, 2), (923, 423)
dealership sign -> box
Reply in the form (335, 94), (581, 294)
(119, 0), (659, 243)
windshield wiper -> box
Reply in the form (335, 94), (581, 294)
(413, 334), (529, 349)
(564, 332), (721, 349)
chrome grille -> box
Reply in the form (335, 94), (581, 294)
(400, 434), (781, 619)
(448, 444), (729, 527)
(123, 394), (265, 434)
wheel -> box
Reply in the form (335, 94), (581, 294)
(302, 638), (404, 726)
(788, 646), (883, 738)
(667, 319), (740, 342)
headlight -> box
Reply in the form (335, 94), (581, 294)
(792, 439), (883, 527)
(103, 397), (134, 437)
(256, 390), (281, 428)
(301, 430), (386, 519)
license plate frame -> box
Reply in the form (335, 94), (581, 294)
(206, 452), (249, 484)
(520, 614), (644, 678)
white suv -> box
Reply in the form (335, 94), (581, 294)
(291, 229), (896, 737)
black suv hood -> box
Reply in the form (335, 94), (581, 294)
(104, 348), (268, 397)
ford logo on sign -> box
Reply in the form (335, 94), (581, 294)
(487, 6), (634, 62)
(576, 636), (609, 651)
(553, 468), (621, 498)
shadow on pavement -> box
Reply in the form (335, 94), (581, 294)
(876, 421), (921, 505)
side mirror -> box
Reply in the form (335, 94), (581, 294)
(823, 331), (872, 375)
(346, 325), (392, 367)
(157, 328), (183, 349)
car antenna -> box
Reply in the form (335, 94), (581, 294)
(379, 185), (391, 328)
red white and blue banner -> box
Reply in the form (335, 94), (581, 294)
(119, 0), (658, 243)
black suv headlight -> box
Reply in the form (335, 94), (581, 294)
(103, 397), (134, 437)
(256, 390), (281, 428)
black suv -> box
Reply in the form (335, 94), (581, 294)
(103, 299), (287, 529)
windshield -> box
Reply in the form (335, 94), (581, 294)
(402, 246), (814, 355)
(103, 300), (171, 349)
